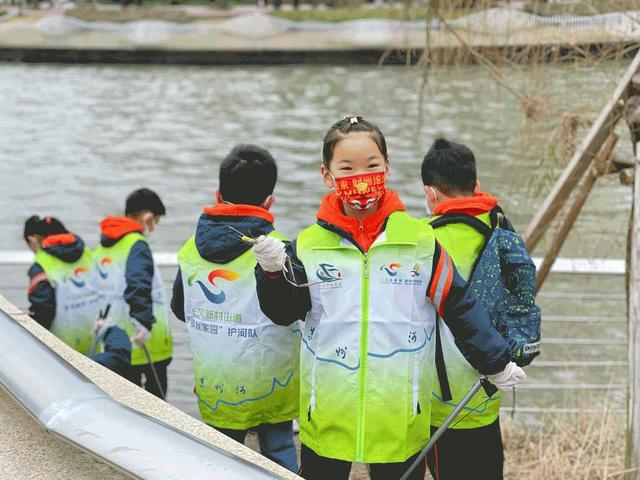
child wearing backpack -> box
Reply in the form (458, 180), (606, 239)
(253, 117), (526, 480)
(170, 145), (299, 473)
(422, 138), (541, 480)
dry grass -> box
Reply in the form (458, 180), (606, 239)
(503, 409), (630, 480)
(243, 408), (630, 479)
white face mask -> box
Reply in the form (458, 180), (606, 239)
(424, 197), (433, 217)
(424, 186), (438, 217)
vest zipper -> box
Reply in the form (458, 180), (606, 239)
(356, 251), (370, 460)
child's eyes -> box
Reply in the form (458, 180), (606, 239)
(339, 166), (352, 171)
(368, 164), (380, 168)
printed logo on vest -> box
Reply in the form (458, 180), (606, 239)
(64, 266), (88, 288)
(379, 263), (423, 286)
(189, 269), (241, 304)
(97, 257), (112, 279)
(316, 263), (343, 289)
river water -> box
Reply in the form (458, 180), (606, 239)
(0, 61), (630, 420)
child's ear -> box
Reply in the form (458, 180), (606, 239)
(261, 195), (275, 211)
(474, 180), (481, 193)
(423, 185), (437, 204)
(321, 165), (335, 190)
(215, 190), (223, 204)
(27, 235), (41, 254)
(140, 211), (155, 233)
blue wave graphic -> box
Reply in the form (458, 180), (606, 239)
(195, 280), (225, 304)
(367, 326), (434, 359)
(294, 326), (435, 370)
(198, 371), (294, 413)
(431, 390), (500, 414)
(300, 335), (360, 371)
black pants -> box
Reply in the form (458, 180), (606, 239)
(300, 443), (426, 480)
(427, 418), (504, 480)
(125, 357), (171, 400)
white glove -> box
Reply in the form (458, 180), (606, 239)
(487, 361), (526, 391)
(253, 235), (287, 272)
(130, 319), (151, 347)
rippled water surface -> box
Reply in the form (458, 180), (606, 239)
(0, 62), (631, 255)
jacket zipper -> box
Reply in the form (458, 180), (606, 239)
(356, 251), (369, 459)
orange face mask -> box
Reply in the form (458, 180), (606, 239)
(333, 171), (386, 210)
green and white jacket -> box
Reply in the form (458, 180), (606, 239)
(256, 209), (511, 463)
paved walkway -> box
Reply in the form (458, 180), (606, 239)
(0, 6), (637, 52)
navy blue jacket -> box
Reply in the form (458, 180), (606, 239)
(28, 234), (85, 330)
(100, 233), (155, 331)
(92, 325), (132, 374)
(255, 219), (511, 376)
(171, 208), (274, 321)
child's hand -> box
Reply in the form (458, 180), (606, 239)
(94, 319), (106, 334)
(132, 322), (151, 347)
(253, 235), (287, 272)
(487, 362), (526, 391)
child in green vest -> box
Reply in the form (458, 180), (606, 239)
(422, 138), (510, 480)
(93, 188), (173, 399)
(171, 144), (299, 473)
(24, 215), (98, 354)
(253, 116), (526, 480)
(24, 215), (133, 376)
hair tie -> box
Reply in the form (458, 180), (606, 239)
(343, 115), (363, 125)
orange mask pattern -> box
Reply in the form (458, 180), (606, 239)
(334, 171), (386, 210)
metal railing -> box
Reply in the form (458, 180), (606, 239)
(0, 305), (291, 480)
(0, 252), (627, 418)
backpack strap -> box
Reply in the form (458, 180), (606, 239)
(489, 205), (516, 232)
(435, 317), (499, 402)
(434, 317), (453, 402)
(430, 213), (493, 238)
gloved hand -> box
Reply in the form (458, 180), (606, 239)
(487, 361), (526, 391)
(253, 235), (287, 272)
(130, 319), (151, 347)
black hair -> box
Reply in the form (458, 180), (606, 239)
(219, 144), (278, 206)
(322, 116), (388, 168)
(23, 215), (67, 243)
(421, 138), (477, 194)
(125, 188), (166, 216)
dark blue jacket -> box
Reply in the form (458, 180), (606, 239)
(92, 325), (132, 374)
(28, 234), (85, 330)
(100, 233), (155, 331)
(171, 208), (274, 321)
(255, 219), (511, 376)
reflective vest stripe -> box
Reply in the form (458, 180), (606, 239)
(430, 250), (453, 317)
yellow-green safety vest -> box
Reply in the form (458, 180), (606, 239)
(296, 211), (438, 463)
(178, 231), (299, 430)
(93, 232), (172, 365)
(34, 248), (99, 355)
(427, 212), (502, 429)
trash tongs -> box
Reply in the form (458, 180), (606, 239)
(88, 304), (111, 357)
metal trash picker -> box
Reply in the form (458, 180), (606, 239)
(399, 378), (496, 480)
(89, 304), (111, 357)
(130, 316), (165, 400)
